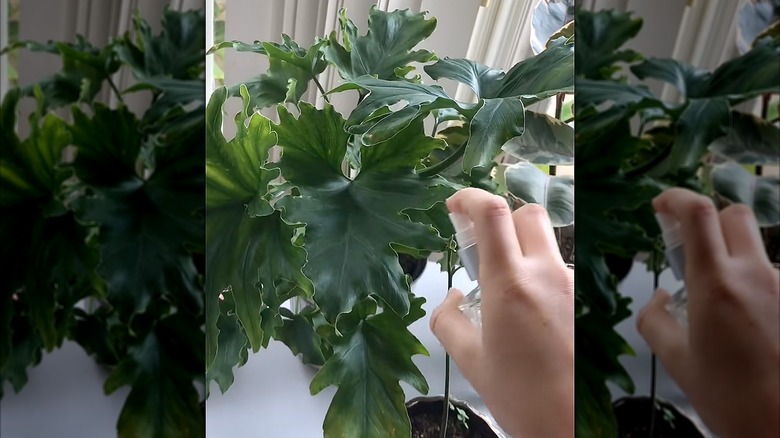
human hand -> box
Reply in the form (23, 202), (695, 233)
(429, 188), (574, 438)
(637, 188), (780, 438)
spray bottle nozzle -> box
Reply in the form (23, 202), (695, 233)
(655, 212), (686, 282)
(655, 212), (682, 249)
(448, 213), (480, 281)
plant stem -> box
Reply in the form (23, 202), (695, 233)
(549, 93), (565, 177)
(431, 120), (440, 137)
(440, 240), (456, 438)
(312, 74), (331, 104)
(649, 246), (661, 438)
(418, 142), (467, 177)
(107, 75), (125, 104)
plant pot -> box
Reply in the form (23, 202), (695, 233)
(605, 252), (634, 283)
(399, 253), (428, 282)
(555, 224), (575, 265)
(613, 396), (705, 438)
(406, 396), (506, 438)
(762, 225), (780, 266)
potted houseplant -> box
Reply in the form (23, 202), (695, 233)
(205, 5), (574, 438)
(574, 7), (779, 437)
(0, 8), (206, 438)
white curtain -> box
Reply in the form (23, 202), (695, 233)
(213, 0), (539, 138)
(4, 0), (203, 114)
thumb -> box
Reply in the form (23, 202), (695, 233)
(637, 288), (691, 385)
(430, 288), (482, 373)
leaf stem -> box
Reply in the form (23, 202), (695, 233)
(107, 75), (125, 104)
(312, 74), (331, 104)
(440, 239), (456, 438)
(649, 246), (660, 438)
(418, 142), (467, 177)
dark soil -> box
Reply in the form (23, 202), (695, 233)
(399, 253), (427, 282)
(614, 397), (704, 438)
(410, 409), (470, 438)
(407, 398), (499, 438)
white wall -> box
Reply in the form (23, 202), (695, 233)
(1, 342), (129, 438)
(0, 2), (203, 436)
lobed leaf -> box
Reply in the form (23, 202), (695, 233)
(323, 6), (436, 82)
(310, 298), (429, 438)
(711, 162), (780, 227)
(274, 103), (452, 322)
(505, 162), (574, 227)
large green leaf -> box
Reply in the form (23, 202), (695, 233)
(310, 298), (429, 438)
(463, 97), (525, 171)
(711, 161), (780, 226)
(323, 7), (436, 82)
(274, 103), (451, 321)
(4, 37), (121, 109)
(575, 79), (668, 143)
(575, 9), (643, 80)
(575, 135), (663, 436)
(125, 78), (206, 140)
(206, 290), (249, 395)
(660, 98), (731, 175)
(0, 88), (69, 205)
(205, 86), (310, 362)
(487, 36), (574, 100)
(425, 36), (574, 102)
(276, 308), (328, 367)
(208, 40), (266, 55)
(105, 314), (204, 438)
(707, 111), (780, 164)
(0, 314), (42, 397)
(423, 58), (505, 98)
(505, 162), (574, 226)
(116, 8), (206, 81)
(575, 298), (635, 438)
(70, 105), (203, 321)
(630, 58), (711, 98)
(333, 76), (475, 143)
(502, 110), (574, 165)
(0, 90), (99, 352)
(230, 35), (328, 111)
(206, 206), (310, 356)
(701, 39), (780, 99)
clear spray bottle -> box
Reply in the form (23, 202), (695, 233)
(449, 213), (483, 326)
(655, 212), (688, 325)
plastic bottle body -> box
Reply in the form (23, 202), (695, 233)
(458, 285), (482, 327)
(656, 213), (688, 325)
(666, 285), (688, 325)
(448, 213), (482, 327)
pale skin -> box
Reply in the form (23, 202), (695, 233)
(637, 188), (780, 438)
(429, 188), (574, 438)
(430, 187), (779, 438)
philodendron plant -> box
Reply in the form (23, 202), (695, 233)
(206, 6), (573, 437)
(0, 9), (206, 438)
(575, 8), (779, 437)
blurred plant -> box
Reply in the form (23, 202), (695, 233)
(575, 8), (779, 437)
(0, 8), (206, 438)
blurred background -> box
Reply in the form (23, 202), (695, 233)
(0, 2), (202, 438)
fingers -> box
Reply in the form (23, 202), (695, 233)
(511, 203), (563, 262)
(447, 188), (524, 274)
(430, 288), (482, 373)
(637, 289), (690, 385)
(718, 204), (767, 260)
(653, 188), (728, 271)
